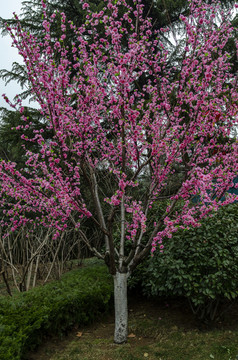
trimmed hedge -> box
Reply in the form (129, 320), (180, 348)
(0, 259), (113, 360)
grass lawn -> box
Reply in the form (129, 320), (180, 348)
(27, 296), (238, 360)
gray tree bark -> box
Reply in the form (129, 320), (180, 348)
(113, 271), (128, 344)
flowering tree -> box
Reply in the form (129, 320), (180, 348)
(0, 0), (238, 343)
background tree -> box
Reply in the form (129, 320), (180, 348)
(0, 0), (238, 344)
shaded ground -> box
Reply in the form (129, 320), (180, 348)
(26, 296), (238, 360)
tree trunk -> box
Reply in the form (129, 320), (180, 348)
(113, 271), (128, 344)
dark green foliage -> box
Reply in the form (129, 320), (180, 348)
(129, 203), (238, 322)
(0, 260), (113, 360)
(0, 107), (52, 168)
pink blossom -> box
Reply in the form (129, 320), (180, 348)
(82, 3), (89, 10)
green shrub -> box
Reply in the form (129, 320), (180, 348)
(131, 203), (238, 322)
(0, 260), (113, 360)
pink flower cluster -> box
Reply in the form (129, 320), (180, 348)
(0, 0), (237, 252)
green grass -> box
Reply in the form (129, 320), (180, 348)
(29, 297), (238, 360)
(44, 330), (238, 360)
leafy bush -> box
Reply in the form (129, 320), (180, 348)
(0, 260), (113, 360)
(131, 203), (238, 322)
